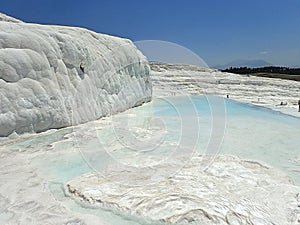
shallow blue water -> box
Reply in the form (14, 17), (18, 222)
(40, 95), (300, 185)
(29, 95), (300, 224)
(197, 96), (300, 183)
(116, 96), (300, 183)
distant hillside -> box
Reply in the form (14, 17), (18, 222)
(213, 59), (272, 70)
(222, 66), (300, 81)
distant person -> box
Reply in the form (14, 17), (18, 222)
(80, 63), (85, 73)
(226, 95), (229, 99)
(298, 100), (300, 112)
(279, 101), (287, 106)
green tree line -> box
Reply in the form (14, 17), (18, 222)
(222, 66), (300, 75)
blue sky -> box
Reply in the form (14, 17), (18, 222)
(1, 0), (300, 67)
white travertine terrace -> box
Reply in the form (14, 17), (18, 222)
(1, 13), (300, 225)
(151, 62), (300, 118)
(0, 14), (151, 137)
(67, 154), (300, 224)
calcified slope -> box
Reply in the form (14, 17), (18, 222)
(66, 154), (300, 224)
(0, 14), (151, 137)
(151, 62), (300, 117)
(0, 13), (23, 23)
